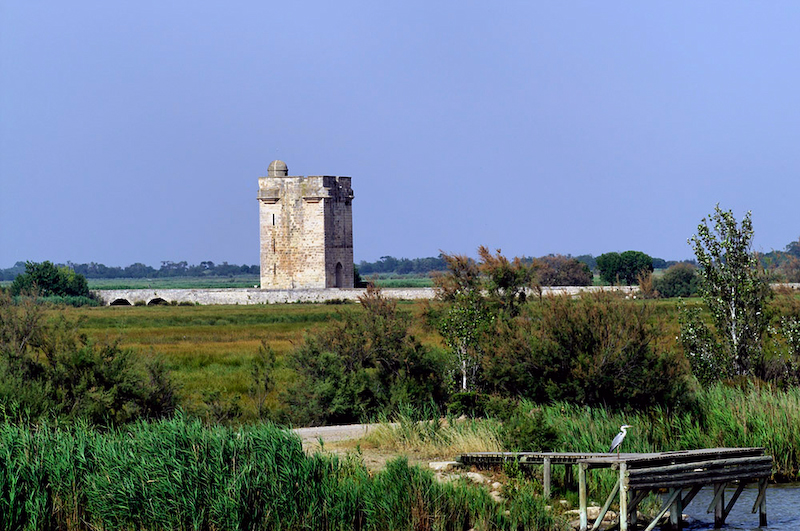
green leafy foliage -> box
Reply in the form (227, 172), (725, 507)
(476, 246), (538, 317)
(653, 262), (700, 298)
(249, 341), (277, 420)
(534, 254), (593, 286)
(281, 286), (448, 425)
(481, 291), (693, 412)
(499, 405), (557, 452)
(596, 251), (654, 285)
(10, 261), (91, 298)
(678, 301), (726, 385)
(0, 416), (558, 531)
(437, 289), (493, 391)
(0, 291), (177, 425)
(432, 248), (689, 412)
(685, 205), (771, 380)
(432, 248), (537, 393)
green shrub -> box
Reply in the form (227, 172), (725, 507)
(281, 286), (448, 425)
(10, 261), (91, 298)
(653, 262), (699, 298)
(481, 291), (694, 412)
(534, 254), (593, 286)
(500, 405), (557, 452)
(597, 251), (653, 285)
(447, 392), (490, 417)
(0, 292), (177, 426)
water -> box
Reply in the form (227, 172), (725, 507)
(676, 483), (799, 531)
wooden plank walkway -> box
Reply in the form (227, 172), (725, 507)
(458, 447), (772, 530)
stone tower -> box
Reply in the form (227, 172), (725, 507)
(257, 160), (354, 289)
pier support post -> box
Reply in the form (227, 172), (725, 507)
(543, 456), (551, 499)
(565, 464), (574, 488)
(619, 463), (629, 531)
(712, 483), (725, 527)
(579, 462), (588, 531)
(754, 477), (768, 527)
(668, 488), (682, 530)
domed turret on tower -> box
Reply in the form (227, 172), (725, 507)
(267, 160), (288, 177)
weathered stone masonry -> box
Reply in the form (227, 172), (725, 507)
(257, 160), (354, 289)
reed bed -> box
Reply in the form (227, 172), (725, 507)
(359, 385), (800, 500)
(539, 384), (800, 479)
(363, 412), (505, 458)
(0, 416), (558, 531)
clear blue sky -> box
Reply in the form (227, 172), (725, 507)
(2, 2), (798, 268)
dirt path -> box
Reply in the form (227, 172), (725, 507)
(293, 423), (384, 445)
(293, 422), (408, 470)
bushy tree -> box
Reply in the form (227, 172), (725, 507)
(653, 263), (700, 298)
(0, 291), (176, 424)
(786, 237), (800, 258)
(432, 248), (537, 392)
(475, 246), (538, 317)
(438, 289), (493, 391)
(534, 255), (593, 286)
(777, 256), (800, 283)
(597, 251), (654, 285)
(282, 286), (447, 425)
(596, 252), (622, 284)
(575, 254), (597, 271)
(480, 291), (693, 411)
(681, 205), (771, 382)
(10, 261), (90, 297)
(769, 239), (800, 282)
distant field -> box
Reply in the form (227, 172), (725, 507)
(85, 275), (435, 290)
(53, 296), (695, 419)
(361, 273), (435, 288)
(87, 276), (261, 290)
(56, 301), (436, 419)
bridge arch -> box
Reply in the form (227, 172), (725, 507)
(110, 298), (132, 306)
(147, 297), (169, 306)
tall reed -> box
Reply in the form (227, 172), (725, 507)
(540, 383), (800, 481)
(0, 415), (558, 531)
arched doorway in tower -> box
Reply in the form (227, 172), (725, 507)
(335, 262), (344, 287)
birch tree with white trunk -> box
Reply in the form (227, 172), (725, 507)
(683, 205), (770, 381)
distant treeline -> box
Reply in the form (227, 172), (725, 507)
(357, 256), (449, 275)
(8, 237), (800, 283)
(357, 254), (679, 276)
(0, 261), (259, 281)
(1, 255), (682, 282)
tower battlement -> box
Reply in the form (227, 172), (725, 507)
(257, 160), (354, 289)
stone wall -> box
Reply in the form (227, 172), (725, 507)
(97, 283), (800, 306)
(96, 285), (642, 306)
(98, 288), (436, 306)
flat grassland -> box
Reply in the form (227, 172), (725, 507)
(87, 276), (261, 289)
(60, 301), (439, 417)
(84, 274), (435, 290)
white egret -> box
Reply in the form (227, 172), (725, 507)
(609, 425), (633, 456)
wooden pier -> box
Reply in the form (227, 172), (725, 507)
(458, 447), (772, 530)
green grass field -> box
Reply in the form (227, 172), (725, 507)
(83, 274), (435, 289)
(60, 301), (437, 419)
(57, 296), (695, 420)
(86, 276), (261, 289)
